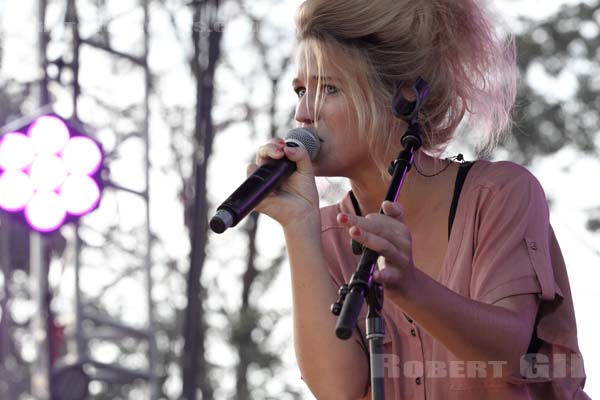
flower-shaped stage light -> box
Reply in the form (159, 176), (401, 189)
(0, 115), (103, 232)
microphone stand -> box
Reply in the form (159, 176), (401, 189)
(331, 78), (429, 400)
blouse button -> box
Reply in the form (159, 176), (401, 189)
(530, 241), (538, 251)
(410, 328), (417, 337)
(415, 377), (422, 385)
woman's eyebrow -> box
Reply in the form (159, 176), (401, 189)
(292, 76), (339, 85)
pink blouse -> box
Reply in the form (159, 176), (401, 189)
(319, 160), (590, 399)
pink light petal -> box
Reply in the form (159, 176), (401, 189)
(25, 191), (66, 232)
(0, 132), (35, 171)
(27, 116), (70, 155)
(29, 155), (68, 191)
(60, 175), (101, 216)
(0, 170), (34, 211)
(62, 136), (102, 176)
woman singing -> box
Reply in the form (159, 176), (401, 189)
(248, 0), (590, 398)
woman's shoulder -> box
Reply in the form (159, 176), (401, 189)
(469, 159), (542, 190)
(464, 159), (550, 220)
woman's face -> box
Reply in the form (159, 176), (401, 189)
(292, 43), (373, 179)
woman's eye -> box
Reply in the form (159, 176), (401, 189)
(323, 85), (338, 95)
(294, 85), (337, 98)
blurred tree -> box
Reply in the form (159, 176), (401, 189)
(508, 0), (600, 231)
(182, 0), (222, 398)
(224, 2), (302, 398)
(510, 1), (599, 160)
(0, 0), (172, 398)
(0, 33), (38, 400)
(161, 0), (307, 397)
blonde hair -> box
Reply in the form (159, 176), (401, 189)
(295, 0), (517, 165)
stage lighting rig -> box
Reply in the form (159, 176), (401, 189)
(0, 114), (104, 232)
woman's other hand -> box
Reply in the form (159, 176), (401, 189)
(337, 200), (416, 291)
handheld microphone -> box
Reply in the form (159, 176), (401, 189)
(210, 128), (320, 234)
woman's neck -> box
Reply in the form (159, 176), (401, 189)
(349, 152), (457, 217)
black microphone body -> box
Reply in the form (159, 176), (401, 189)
(210, 128), (320, 233)
(210, 156), (296, 233)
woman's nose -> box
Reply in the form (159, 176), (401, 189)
(295, 96), (314, 126)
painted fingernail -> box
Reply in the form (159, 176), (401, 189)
(339, 214), (349, 224)
(352, 227), (361, 237)
(278, 139), (285, 146)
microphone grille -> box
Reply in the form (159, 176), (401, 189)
(284, 128), (321, 161)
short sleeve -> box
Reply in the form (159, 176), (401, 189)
(452, 162), (589, 397)
(470, 166), (559, 305)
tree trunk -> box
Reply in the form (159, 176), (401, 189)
(182, 1), (222, 399)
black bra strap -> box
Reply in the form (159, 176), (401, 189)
(448, 162), (475, 239)
(349, 190), (362, 216)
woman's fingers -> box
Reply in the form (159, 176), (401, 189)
(381, 200), (405, 221)
(246, 163), (258, 176)
(337, 202), (408, 240)
(351, 225), (411, 266)
(249, 137), (317, 204)
(373, 266), (406, 287)
(256, 138), (286, 164)
(254, 137), (314, 176)
(283, 144), (314, 176)
(337, 201), (412, 268)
